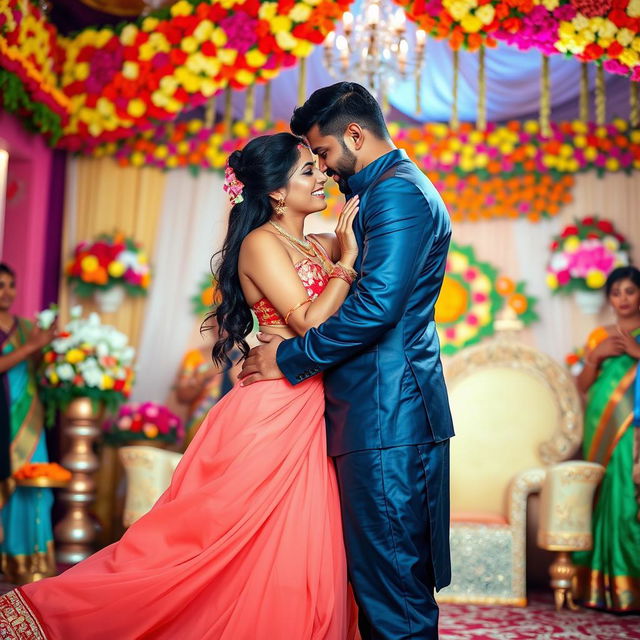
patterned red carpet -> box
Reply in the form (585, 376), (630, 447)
(0, 577), (637, 638)
(440, 592), (640, 639)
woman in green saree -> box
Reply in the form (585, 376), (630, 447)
(574, 265), (640, 612)
(0, 264), (57, 584)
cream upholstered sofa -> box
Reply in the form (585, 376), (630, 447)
(438, 335), (583, 605)
(119, 446), (183, 527)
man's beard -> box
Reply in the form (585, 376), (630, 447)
(328, 143), (357, 195)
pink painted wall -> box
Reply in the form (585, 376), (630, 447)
(0, 110), (53, 318)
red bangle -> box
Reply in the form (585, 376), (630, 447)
(329, 263), (356, 286)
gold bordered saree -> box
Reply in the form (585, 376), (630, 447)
(574, 327), (640, 612)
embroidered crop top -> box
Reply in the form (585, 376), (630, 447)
(252, 259), (330, 326)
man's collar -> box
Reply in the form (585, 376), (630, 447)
(347, 149), (408, 195)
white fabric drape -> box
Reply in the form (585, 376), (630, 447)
(132, 170), (229, 403)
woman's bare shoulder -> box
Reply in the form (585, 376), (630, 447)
(241, 226), (282, 255)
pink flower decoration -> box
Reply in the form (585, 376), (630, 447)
(445, 327), (456, 339)
(466, 314), (479, 326)
(473, 292), (488, 303)
(220, 13), (258, 54)
(223, 164), (244, 205)
(557, 270), (571, 285)
(603, 59), (631, 76)
(117, 416), (132, 430)
(464, 268), (477, 281)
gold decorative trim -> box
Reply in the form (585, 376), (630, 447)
(508, 467), (546, 601)
(437, 594), (527, 607)
(445, 339), (583, 464)
(558, 466), (605, 484)
(1, 541), (57, 586)
(537, 532), (592, 550)
(0, 590), (48, 639)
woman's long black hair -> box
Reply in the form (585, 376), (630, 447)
(207, 132), (305, 364)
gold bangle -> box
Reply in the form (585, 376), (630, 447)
(284, 298), (311, 325)
(336, 261), (357, 279)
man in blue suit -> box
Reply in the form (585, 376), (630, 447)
(239, 82), (454, 639)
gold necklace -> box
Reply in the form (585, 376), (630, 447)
(268, 221), (332, 274)
(268, 220), (312, 251)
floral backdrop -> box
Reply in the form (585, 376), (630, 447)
(1, 0), (639, 145)
(91, 116), (638, 221)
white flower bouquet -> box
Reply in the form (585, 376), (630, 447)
(39, 307), (135, 424)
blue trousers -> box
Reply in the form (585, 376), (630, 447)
(334, 441), (450, 640)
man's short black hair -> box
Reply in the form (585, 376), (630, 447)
(290, 82), (389, 141)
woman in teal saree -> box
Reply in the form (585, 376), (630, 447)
(574, 265), (640, 612)
(0, 264), (56, 584)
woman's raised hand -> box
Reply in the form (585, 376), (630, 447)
(27, 323), (57, 352)
(613, 328), (640, 359)
(334, 195), (359, 266)
(591, 336), (625, 363)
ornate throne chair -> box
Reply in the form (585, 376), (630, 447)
(119, 446), (183, 527)
(438, 336), (583, 605)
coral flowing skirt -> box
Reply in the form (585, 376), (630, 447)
(1, 377), (356, 639)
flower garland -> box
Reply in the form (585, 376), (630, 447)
(56, 0), (350, 149)
(545, 215), (631, 292)
(39, 307), (136, 425)
(0, 1), (69, 142)
(97, 117), (639, 221)
(435, 243), (538, 355)
(3, 0), (640, 145)
(102, 118), (640, 176)
(66, 232), (152, 298)
(395, 0), (640, 80)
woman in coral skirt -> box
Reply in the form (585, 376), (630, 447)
(0, 133), (360, 639)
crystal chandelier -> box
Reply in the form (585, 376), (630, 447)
(322, 0), (426, 109)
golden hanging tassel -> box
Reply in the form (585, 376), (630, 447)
(263, 81), (272, 124)
(630, 79), (638, 128)
(579, 63), (589, 123)
(477, 45), (486, 132)
(450, 49), (459, 130)
(298, 57), (307, 107)
(595, 65), (606, 126)
(223, 86), (233, 137)
(539, 54), (551, 137)
(244, 85), (255, 122)
(204, 94), (217, 129)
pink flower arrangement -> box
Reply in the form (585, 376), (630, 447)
(103, 402), (185, 445)
(546, 216), (631, 293)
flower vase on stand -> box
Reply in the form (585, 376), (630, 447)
(94, 285), (126, 314)
(574, 289), (603, 315)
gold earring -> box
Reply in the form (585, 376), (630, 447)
(274, 198), (286, 216)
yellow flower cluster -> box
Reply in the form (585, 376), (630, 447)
(557, 15), (640, 69)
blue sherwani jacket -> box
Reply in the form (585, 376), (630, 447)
(277, 149), (454, 594)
